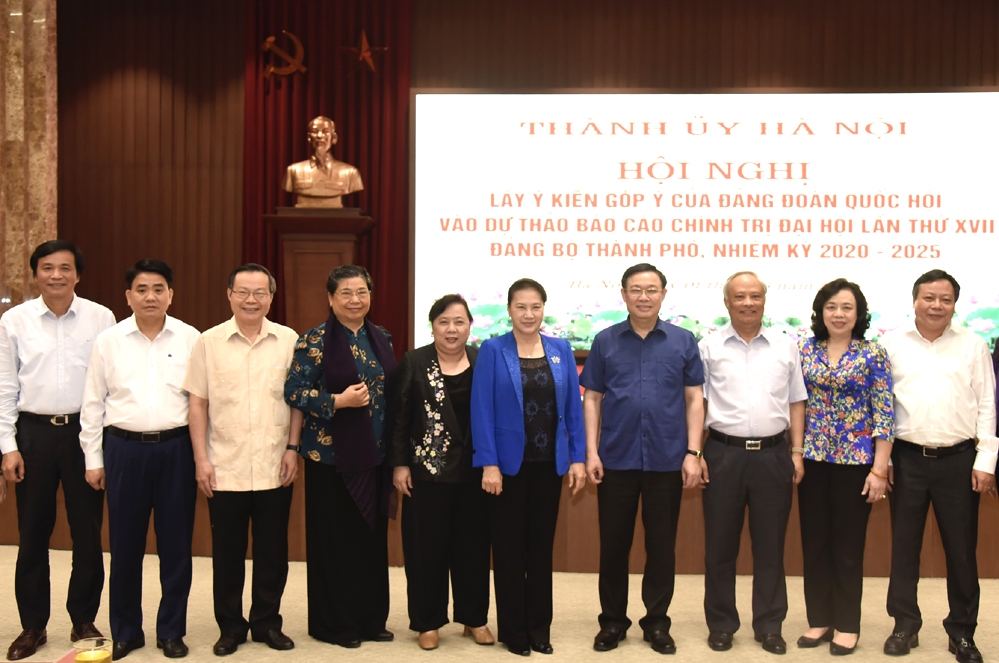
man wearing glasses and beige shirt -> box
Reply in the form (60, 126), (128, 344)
(183, 263), (301, 657)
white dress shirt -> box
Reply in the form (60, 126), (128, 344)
(881, 322), (998, 473)
(79, 314), (201, 470)
(0, 295), (116, 454)
(699, 324), (807, 437)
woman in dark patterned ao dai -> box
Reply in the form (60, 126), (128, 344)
(470, 278), (586, 656)
(386, 294), (493, 651)
(284, 265), (396, 649)
(796, 278), (894, 656)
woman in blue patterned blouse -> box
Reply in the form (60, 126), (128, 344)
(796, 278), (894, 656)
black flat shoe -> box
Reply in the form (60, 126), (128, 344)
(157, 638), (189, 658)
(884, 632), (918, 656)
(830, 640), (857, 656)
(949, 637), (983, 663)
(113, 637), (146, 661)
(506, 642), (531, 656)
(707, 631), (733, 652)
(797, 630), (833, 648)
(251, 629), (294, 651)
(593, 626), (626, 651)
(645, 629), (676, 654)
(331, 631), (362, 649)
(755, 633), (787, 655)
(371, 629), (394, 642)
(530, 642), (553, 654)
(212, 633), (246, 657)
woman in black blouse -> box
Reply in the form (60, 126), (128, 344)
(387, 294), (493, 651)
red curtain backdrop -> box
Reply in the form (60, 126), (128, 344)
(243, 0), (412, 351)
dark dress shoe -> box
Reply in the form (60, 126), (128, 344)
(506, 642), (531, 656)
(7, 630), (47, 661)
(949, 637), (983, 663)
(755, 633), (787, 655)
(593, 626), (627, 651)
(331, 631), (362, 649)
(645, 629), (676, 654)
(830, 640), (856, 656)
(212, 633), (246, 657)
(707, 631), (733, 651)
(531, 642), (554, 654)
(71, 623), (104, 642)
(883, 632), (918, 656)
(252, 629), (294, 651)
(157, 638), (189, 658)
(797, 630), (833, 648)
(112, 637), (146, 661)
(370, 629), (394, 642)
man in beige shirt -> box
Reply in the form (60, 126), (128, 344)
(183, 264), (300, 657)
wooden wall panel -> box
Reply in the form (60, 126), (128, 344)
(55, 0), (244, 331)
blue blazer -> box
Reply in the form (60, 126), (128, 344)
(471, 332), (585, 476)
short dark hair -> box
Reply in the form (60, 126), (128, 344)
(125, 259), (173, 288)
(30, 240), (85, 276)
(912, 269), (960, 302)
(507, 278), (547, 306)
(810, 278), (871, 341)
(428, 294), (473, 324)
(327, 265), (373, 294)
(228, 263), (276, 293)
(621, 263), (667, 289)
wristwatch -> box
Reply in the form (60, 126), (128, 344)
(686, 449), (703, 459)
(286, 445), (301, 452)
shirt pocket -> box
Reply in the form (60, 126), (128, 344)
(164, 355), (190, 389)
(269, 366), (291, 426)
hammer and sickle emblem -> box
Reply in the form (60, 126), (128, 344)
(262, 30), (307, 78)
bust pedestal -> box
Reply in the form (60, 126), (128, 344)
(263, 208), (375, 333)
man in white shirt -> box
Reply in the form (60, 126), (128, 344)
(183, 264), (300, 657)
(698, 271), (806, 656)
(880, 269), (996, 663)
(0, 240), (115, 660)
(79, 260), (201, 660)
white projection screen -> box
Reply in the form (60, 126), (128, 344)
(412, 91), (998, 350)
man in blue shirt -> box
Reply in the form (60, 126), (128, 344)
(580, 263), (705, 655)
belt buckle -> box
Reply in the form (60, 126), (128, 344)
(50, 415), (69, 426)
(745, 439), (761, 451)
(141, 432), (161, 443)
(922, 446), (938, 458)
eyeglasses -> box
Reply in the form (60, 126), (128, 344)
(336, 289), (370, 300)
(626, 287), (662, 298)
(231, 289), (272, 300)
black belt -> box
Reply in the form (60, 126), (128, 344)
(106, 425), (190, 443)
(18, 411), (81, 426)
(895, 437), (975, 459)
(709, 428), (785, 450)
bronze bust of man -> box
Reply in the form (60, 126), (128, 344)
(284, 116), (363, 208)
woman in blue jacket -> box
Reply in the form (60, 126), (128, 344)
(471, 278), (586, 657)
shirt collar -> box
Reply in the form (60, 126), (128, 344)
(224, 316), (275, 343)
(905, 319), (956, 343)
(720, 322), (770, 345)
(618, 316), (669, 337)
(33, 294), (80, 318)
(123, 313), (176, 340)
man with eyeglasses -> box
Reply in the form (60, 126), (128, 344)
(580, 263), (705, 655)
(183, 264), (300, 657)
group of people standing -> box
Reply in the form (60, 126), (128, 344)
(0, 240), (994, 663)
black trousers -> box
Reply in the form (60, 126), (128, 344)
(488, 461), (562, 648)
(207, 485), (293, 637)
(797, 459), (872, 633)
(304, 460), (389, 643)
(597, 469), (683, 633)
(401, 477), (491, 632)
(104, 432), (197, 642)
(14, 417), (105, 630)
(887, 442), (980, 639)
(702, 437), (794, 635)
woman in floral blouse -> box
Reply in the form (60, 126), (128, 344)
(386, 294), (493, 651)
(284, 265), (396, 649)
(796, 278), (894, 656)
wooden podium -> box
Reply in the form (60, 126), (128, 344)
(263, 210), (375, 334)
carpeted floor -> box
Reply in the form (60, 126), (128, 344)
(0, 545), (990, 662)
